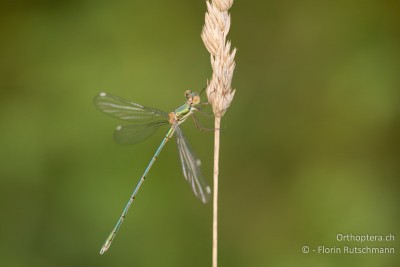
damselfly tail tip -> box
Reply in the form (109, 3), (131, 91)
(99, 247), (107, 255)
(99, 241), (111, 255)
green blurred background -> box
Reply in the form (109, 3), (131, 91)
(0, 0), (399, 266)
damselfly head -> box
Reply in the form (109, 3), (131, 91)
(185, 90), (192, 98)
(185, 90), (201, 105)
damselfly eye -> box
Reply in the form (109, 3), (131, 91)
(192, 95), (200, 105)
(185, 90), (192, 98)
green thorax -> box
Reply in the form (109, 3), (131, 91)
(174, 103), (193, 123)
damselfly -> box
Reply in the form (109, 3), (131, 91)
(94, 90), (211, 254)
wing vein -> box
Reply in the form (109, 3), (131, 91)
(175, 126), (211, 203)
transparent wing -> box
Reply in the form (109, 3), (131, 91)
(114, 122), (169, 145)
(175, 126), (211, 203)
(94, 92), (169, 122)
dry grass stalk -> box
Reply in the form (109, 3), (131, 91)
(201, 1), (236, 267)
